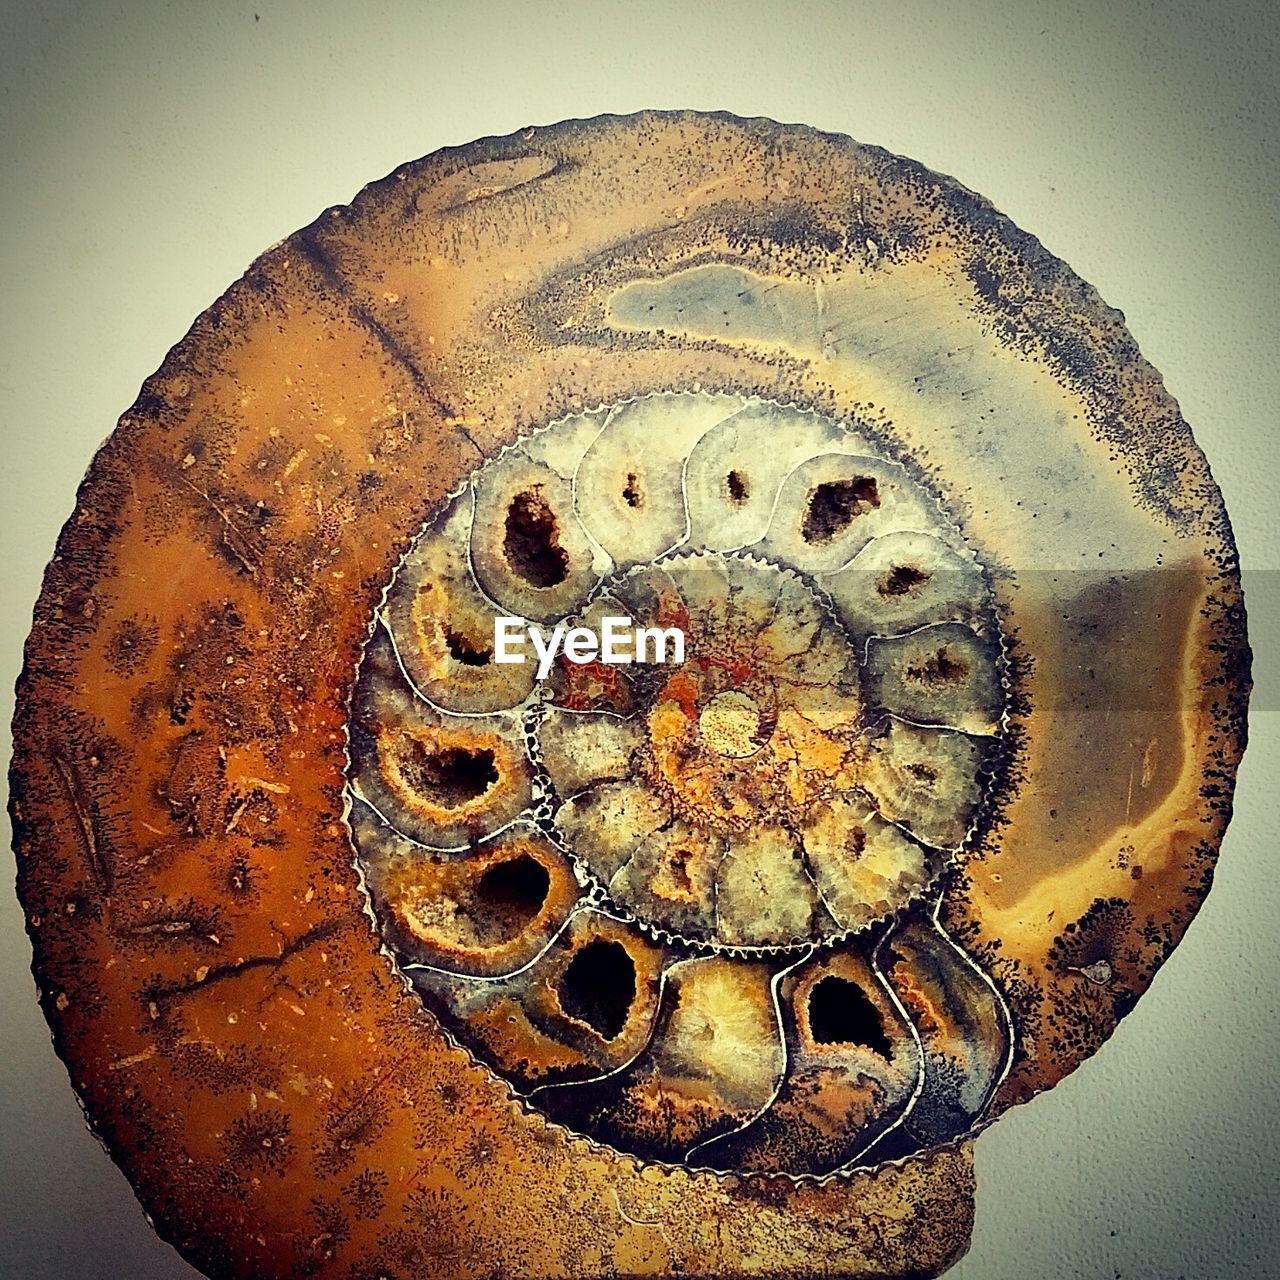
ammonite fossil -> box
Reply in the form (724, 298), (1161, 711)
(10, 112), (1250, 1279)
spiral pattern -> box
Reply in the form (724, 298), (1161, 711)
(347, 392), (1014, 1174)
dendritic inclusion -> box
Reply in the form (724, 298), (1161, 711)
(347, 392), (1013, 1173)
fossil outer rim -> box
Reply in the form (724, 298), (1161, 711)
(10, 109), (1251, 1280)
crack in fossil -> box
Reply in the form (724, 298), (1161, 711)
(49, 748), (113, 899)
(177, 475), (261, 578)
(121, 918), (220, 944)
(146, 916), (355, 1007)
(293, 230), (468, 441)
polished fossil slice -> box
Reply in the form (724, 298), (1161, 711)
(13, 112), (1246, 1280)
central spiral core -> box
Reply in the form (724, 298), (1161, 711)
(344, 392), (1010, 1173)
(543, 551), (897, 950)
(536, 542), (1000, 951)
(698, 691), (762, 757)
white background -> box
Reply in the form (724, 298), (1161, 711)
(2, 1), (1277, 1276)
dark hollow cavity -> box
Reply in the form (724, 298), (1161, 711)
(725, 469), (750, 503)
(807, 975), (893, 1059)
(881, 563), (931, 596)
(504, 486), (569, 587)
(557, 940), (637, 1040)
(905, 761), (939, 784)
(445, 628), (492, 666)
(402, 743), (499, 808)
(801, 476), (881, 543)
(474, 855), (551, 935)
(621, 472), (645, 508)
(665, 846), (695, 896)
(907, 648), (969, 685)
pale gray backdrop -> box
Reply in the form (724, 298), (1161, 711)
(2, 1), (1277, 1276)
